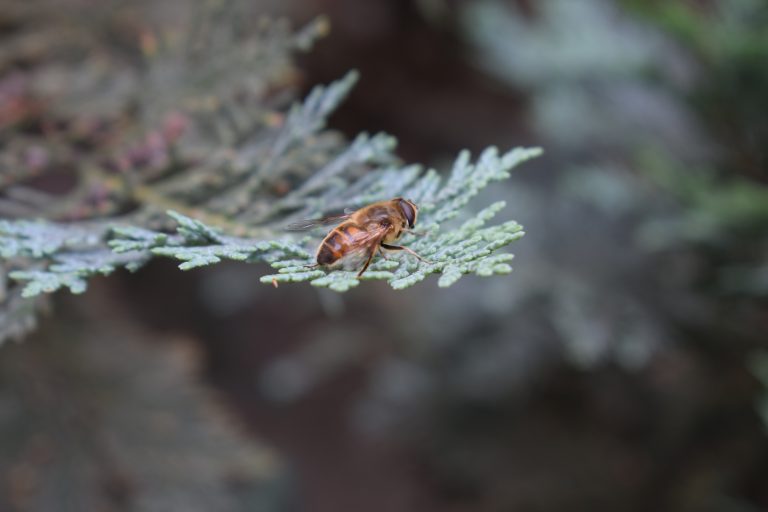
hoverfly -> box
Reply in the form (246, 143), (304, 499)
(288, 197), (428, 277)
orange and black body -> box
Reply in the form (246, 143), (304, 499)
(316, 223), (370, 267)
(305, 197), (425, 277)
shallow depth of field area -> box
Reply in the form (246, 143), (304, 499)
(1, 1), (767, 511)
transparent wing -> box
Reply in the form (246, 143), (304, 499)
(337, 223), (390, 267)
(285, 213), (352, 231)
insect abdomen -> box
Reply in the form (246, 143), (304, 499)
(316, 223), (364, 266)
(316, 239), (340, 265)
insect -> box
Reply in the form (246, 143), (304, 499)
(288, 197), (429, 277)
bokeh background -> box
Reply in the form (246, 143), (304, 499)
(2, 0), (768, 511)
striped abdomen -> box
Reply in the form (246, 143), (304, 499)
(316, 222), (369, 267)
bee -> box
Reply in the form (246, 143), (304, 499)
(288, 197), (428, 277)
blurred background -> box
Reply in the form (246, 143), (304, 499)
(2, 0), (768, 511)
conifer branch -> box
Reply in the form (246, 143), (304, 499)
(0, 5), (541, 343)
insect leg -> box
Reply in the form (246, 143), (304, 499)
(357, 246), (379, 277)
(380, 243), (431, 264)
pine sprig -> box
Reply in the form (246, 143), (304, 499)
(0, 219), (103, 259)
(145, 219), (310, 272)
(9, 250), (147, 298)
(261, 147), (539, 291)
(0, 145), (537, 301)
(0, 285), (48, 342)
(1, 146), (539, 300)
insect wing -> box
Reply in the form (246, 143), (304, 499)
(285, 213), (351, 231)
(336, 223), (389, 268)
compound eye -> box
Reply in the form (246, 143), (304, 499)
(399, 199), (416, 228)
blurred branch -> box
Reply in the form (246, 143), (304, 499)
(0, 298), (287, 511)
